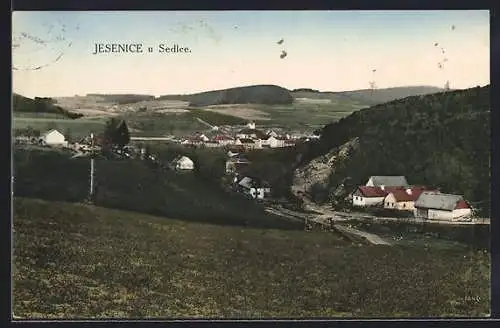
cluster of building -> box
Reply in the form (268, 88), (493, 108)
(351, 176), (473, 221)
(178, 122), (319, 149)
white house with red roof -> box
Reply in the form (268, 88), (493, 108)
(352, 186), (403, 207)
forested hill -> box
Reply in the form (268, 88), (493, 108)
(301, 85), (490, 215)
(13, 94), (83, 119)
(158, 85), (294, 106)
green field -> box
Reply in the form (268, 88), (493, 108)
(13, 197), (490, 318)
(13, 115), (107, 139)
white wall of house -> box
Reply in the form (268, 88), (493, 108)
(42, 130), (67, 146)
(352, 195), (384, 207)
(415, 208), (472, 221)
(249, 187), (265, 199)
(384, 194), (415, 210)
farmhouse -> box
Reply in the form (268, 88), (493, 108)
(352, 186), (403, 207)
(414, 191), (472, 221)
(40, 129), (68, 147)
(366, 176), (409, 188)
(237, 176), (271, 200)
(172, 155), (195, 171)
(384, 187), (434, 211)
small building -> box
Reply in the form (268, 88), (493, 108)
(172, 155), (195, 171)
(40, 129), (68, 147)
(414, 191), (472, 221)
(352, 186), (403, 207)
(239, 138), (262, 149)
(236, 128), (267, 140)
(215, 135), (235, 146)
(263, 136), (285, 148)
(365, 176), (409, 188)
(266, 130), (278, 138)
(246, 122), (256, 130)
(384, 187), (434, 211)
(237, 176), (271, 200)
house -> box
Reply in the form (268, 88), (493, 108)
(236, 128), (267, 140)
(172, 156), (195, 170)
(246, 122), (256, 130)
(352, 186), (403, 207)
(414, 191), (472, 221)
(263, 136), (285, 148)
(40, 129), (67, 147)
(236, 176), (271, 200)
(239, 138), (262, 149)
(384, 187), (435, 211)
(365, 176), (409, 188)
(266, 130), (278, 138)
(215, 135), (235, 146)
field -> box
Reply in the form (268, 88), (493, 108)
(13, 114), (107, 139)
(13, 197), (490, 318)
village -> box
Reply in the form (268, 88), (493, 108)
(14, 125), (487, 227)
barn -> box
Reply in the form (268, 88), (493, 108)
(40, 129), (68, 147)
(414, 191), (472, 221)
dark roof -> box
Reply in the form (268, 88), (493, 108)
(368, 176), (409, 187)
(414, 192), (468, 211)
(239, 138), (255, 143)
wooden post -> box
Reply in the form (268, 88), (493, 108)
(89, 133), (95, 200)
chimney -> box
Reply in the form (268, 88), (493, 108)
(406, 188), (412, 195)
(380, 185), (385, 191)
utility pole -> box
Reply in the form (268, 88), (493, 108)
(89, 132), (95, 201)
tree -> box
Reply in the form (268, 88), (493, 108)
(116, 120), (131, 149)
(103, 118), (130, 149)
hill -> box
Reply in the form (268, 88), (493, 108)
(13, 147), (299, 230)
(293, 85), (490, 215)
(13, 94), (83, 119)
(85, 94), (156, 104)
(158, 85), (294, 107)
(291, 86), (444, 106)
(13, 197), (490, 318)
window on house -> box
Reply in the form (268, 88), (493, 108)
(403, 204), (406, 208)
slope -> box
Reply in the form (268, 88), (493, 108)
(296, 86), (490, 215)
(159, 84), (294, 106)
(13, 198), (490, 318)
(13, 147), (300, 230)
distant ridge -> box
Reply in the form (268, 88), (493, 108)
(158, 84), (294, 106)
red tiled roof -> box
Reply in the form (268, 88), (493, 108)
(387, 187), (440, 202)
(455, 199), (471, 209)
(357, 186), (406, 198)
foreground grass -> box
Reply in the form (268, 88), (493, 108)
(13, 198), (490, 319)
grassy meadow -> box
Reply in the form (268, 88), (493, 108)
(13, 197), (490, 318)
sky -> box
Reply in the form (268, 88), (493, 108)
(12, 10), (490, 98)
